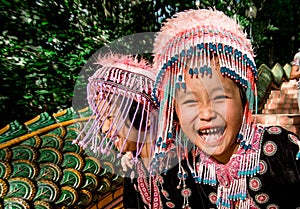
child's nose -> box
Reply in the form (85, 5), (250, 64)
(198, 104), (217, 121)
(101, 119), (111, 134)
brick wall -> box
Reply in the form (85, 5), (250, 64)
(254, 80), (300, 135)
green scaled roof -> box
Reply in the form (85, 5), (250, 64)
(0, 107), (124, 209)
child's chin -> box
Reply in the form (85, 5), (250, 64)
(202, 145), (220, 156)
(196, 136), (219, 147)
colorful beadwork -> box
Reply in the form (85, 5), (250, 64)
(288, 133), (300, 159)
(73, 54), (158, 164)
(266, 126), (282, 135)
(266, 204), (279, 209)
(249, 177), (262, 191)
(209, 192), (218, 204)
(174, 124), (263, 209)
(151, 9), (259, 177)
(151, 9), (261, 209)
(258, 160), (267, 175)
(255, 193), (269, 204)
(262, 141), (277, 157)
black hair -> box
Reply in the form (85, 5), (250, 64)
(239, 85), (247, 108)
(128, 100), (149, 131)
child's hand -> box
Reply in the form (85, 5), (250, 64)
(121, 151), (134, 172)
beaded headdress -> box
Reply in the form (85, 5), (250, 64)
(150, 9), (259, 209)
(152, 9), (258, 159)
(74, 54), (158, 162)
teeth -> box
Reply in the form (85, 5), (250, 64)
(198, 128), (223, 142)
(200, 128), (222, 135)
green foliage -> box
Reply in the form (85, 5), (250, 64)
(0, 0), (111, 127)
(252, 0), (300, 66)
(0, 0), (299, 128)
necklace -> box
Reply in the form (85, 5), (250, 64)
(185, 124), (264, 209)
(136, 161), (164, 209)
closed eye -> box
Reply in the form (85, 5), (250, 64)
(182, 100), (197, 105)
(213, 95), (228, 100)
(107, 116), (116, 121)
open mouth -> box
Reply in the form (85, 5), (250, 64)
(197, 127), (224, 143)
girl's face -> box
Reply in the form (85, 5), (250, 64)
(100, 94), (156, 154)
(175, 58), (244, 163)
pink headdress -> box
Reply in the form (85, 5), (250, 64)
(150, 9), (259, 209)
(151, 8), (258, 170)
(74, 53), (158, 162)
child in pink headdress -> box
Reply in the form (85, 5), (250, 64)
(150, 9), (300, 209)
(73, 53), (158, 208)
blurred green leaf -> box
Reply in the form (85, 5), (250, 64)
(36, 90), (49, 94)
(0, 0), (299, 129)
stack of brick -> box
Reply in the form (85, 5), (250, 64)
(254, 80), (300, 135)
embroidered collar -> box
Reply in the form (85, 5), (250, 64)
(196, 124), (263, 187)
(181, 124), (264, 209)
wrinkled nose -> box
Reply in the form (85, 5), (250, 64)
(101, 118), (111, 135)
(198, 103), (217, 121)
